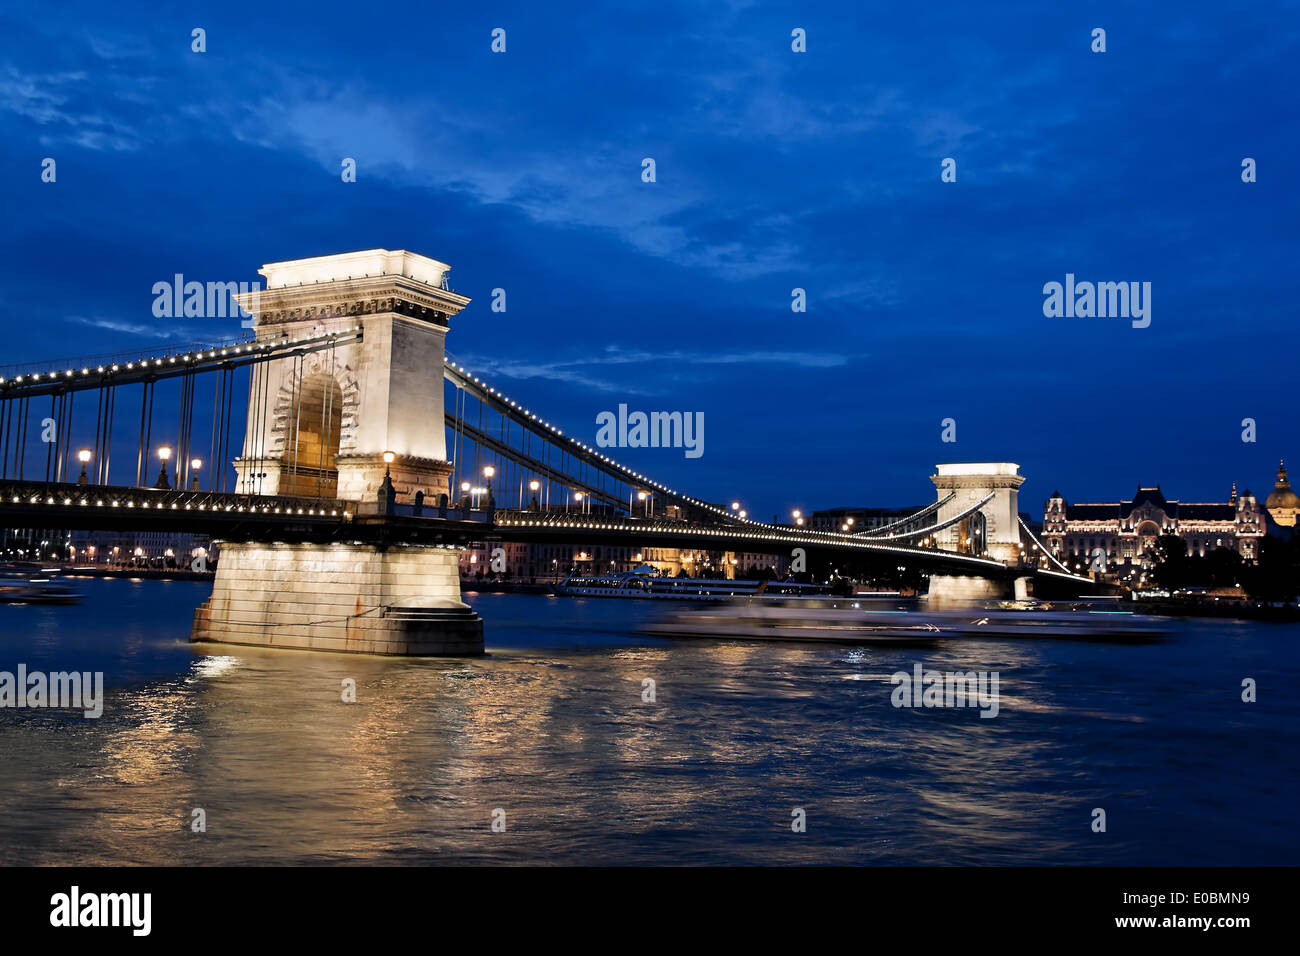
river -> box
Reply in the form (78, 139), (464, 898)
(0, 578), (1296, 865)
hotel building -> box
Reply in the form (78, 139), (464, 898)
(1042, 484), (1265, 569)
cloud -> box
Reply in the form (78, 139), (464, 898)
(67, 315), (180, 339)
(452, 345), (859, 394)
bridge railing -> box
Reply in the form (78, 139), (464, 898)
(356, 496), (492, 523)
(0, 479), (352, 518)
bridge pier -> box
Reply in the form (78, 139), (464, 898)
(925, 573), (1013, 605)
(924, 573), (1034, 605)
(191, 540), (483, 655)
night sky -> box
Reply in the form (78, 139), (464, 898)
(2, 2), (1297, 520)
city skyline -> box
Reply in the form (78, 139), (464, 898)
(1, 1), (1296, 518)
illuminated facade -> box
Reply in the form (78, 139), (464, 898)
(1043, 484), (1265, 569)
(1265, 460), (1299, 528)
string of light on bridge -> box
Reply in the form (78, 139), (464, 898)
(445, 354), (946, 543)
(0, 326), (364, 391)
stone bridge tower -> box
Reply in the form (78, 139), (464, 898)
(927, 462), (1028, 603)
(231, 249), (468, 502)
(191, 249), (484, 655)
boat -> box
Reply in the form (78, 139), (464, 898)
(0, 575), (84, 605)
(921, 606), (1164, 642)
(551, 566), (831, 601)
(644, 602), (944, 644)
(642, 599), (1165, 645)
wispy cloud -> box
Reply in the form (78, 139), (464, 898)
(454, 345), (859, 393)
(67, 315), (179, 338)
(0, 65), (144, 151)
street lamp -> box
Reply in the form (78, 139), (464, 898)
(190, 458), (202, 491)
(529, 479), (540, 510)
(77, 449), (91, 485)
(155, 446), (172, 489)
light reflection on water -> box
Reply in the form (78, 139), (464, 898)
(0, 580), (1297, 865)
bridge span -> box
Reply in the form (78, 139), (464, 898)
(1, 248), (1091, 655)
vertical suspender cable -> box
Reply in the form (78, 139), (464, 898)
(103, 386), (114, 485)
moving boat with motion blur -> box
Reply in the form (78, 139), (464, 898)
(0, 573), (84, 605)
(643, 597), (1165, 645)
(644, 601), (944, 645)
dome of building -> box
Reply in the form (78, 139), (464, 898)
(1265, 460), (1300, 527)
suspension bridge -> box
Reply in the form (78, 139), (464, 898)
(0, 249), (1088, 655)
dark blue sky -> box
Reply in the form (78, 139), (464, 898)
(2, 2), (1297, 519)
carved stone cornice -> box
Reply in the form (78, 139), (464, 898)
(236, 275), (470, 329)
(930, 474), (1026, 490)
(336, 453), (452, 472)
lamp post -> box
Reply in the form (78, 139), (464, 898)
(637, 490), (648, 518)
(483, 466), (495, 510)
(529, 479), (540, 511)
(190, 458), (202, 491)
(155, 446), (172, 490)
(77, 449), (91, 485)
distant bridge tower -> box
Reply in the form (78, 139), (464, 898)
(927, 462), (1028, 603)
(192, 249), (484, 655)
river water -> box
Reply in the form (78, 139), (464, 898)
(0, 578), (1296, 865)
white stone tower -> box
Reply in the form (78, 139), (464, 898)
(231, 249), (468, 503)
(926, 462), (1028, 603)
(192, 249), (483, 655)
(930, 462), (1026, 563)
